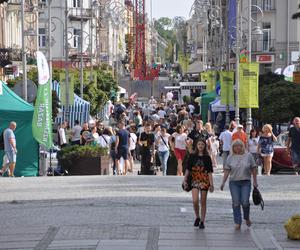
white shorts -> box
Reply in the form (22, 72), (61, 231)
(2, 154), (9, 167)
(261, 153), (274, 157)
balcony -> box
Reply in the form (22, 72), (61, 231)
(251, 39), (275, 53)
(254, 0), (276, 12)
(68, 8), (92, 22)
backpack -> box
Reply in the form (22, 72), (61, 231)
(252, 187), (264, 210)
(0, 132), (4, 150)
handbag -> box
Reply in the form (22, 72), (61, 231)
(182, 173), (192, 192)
(252, 187), (264, 210)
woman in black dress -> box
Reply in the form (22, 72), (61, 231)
(183, 139), (214, 229)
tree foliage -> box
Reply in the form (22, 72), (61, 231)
(253, 72), (300, 123)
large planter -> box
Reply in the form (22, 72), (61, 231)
(67, 157), (101, 175)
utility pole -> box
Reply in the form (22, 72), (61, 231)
(48, 0), (52, 84)
(65, 0), (70, 120)
(246, 0), (252, 134)
(21, 0), (27, 101)
(80, 0), (84, 98)
(225, 0), (230, 125)
(89, 0), (93, 82)
(235, 0), (240, 125)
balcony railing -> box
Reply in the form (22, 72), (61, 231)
(68, 8), (92, 21)
(254, 0), (276, 12)
(251, 39), (275, 53)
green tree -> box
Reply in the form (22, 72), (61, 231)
(253, 73), (300, 123)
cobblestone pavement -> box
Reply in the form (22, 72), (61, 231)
(0, 164), (299, 250)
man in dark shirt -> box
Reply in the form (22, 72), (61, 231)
(287, 117), (300, 171)
(138, 123), (155, 175)
(188, 120), (210, 152)
(115, 120), (130, 175)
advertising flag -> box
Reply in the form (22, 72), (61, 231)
(220, 71), (234, 105)
(60, 72), (74, 106)
(239, 63), (259, 108)
(207, 71), (216, 92)
(32, 51), (53, 149)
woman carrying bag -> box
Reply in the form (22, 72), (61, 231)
(220, 139), (258, 230)
(183, 139), (214, 229)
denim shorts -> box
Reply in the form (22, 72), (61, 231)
(5, 151), (16, 164)
(291, 150), (300, 165)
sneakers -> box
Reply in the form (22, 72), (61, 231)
(199, 221), (205, 229)
(194, 218), (200, 227)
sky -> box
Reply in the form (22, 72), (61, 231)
(146, 0), (195, 20)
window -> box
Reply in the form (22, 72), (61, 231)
(38, 28), (46, 48)
(73, 0), (80, 8)
(261, 0), (275, 11)
(73, 28), (81, 48)
(262, 22), (271, 51)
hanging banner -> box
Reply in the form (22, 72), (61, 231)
(239, 63), (259, 108)
(32, 51), (53, 149)
(220, 71), (234, 105)
(60, 72), (74, 106)
(84, 70), (98, 87)
(201, 72), (208, 82)
(207, 71), (216, 92)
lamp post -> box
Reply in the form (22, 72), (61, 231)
(21, 0), (27, 101)
(48, 0), (52, 84)
(235, 0), (241, 125)
(65, 0), (70, 120)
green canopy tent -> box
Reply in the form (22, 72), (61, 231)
(201, 91), (217, 124)
(0, 81), (39, 176)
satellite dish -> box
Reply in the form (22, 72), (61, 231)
(12, 80), (37, 103)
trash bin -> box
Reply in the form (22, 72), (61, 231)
(39, 151), (48, 176)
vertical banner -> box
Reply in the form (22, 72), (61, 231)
(220, 71), (234, 105)
(239, 63), (259, 108)
(207, 71), (216, 92)
(228, 0), (236, 49)
(84, 70), (98, 87)
(32, 51), (53, 149)
(60, 72), (74, 106)
(0, 80), (3, 96)
(201, 72), (208, 82)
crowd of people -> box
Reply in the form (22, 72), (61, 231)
(54, 99), (300, 230)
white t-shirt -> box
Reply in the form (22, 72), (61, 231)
(188, 104), (195, 114)
(173, 133), (187, 150)
(219, 130), (232, 151)
(59, 128), (67, 145)
(248, 137), (259, 154)
(166, 92), (173, 101)
(157, 133), (170, 152)
(158, 110), (166, 119)
(98, 134), (111, 148)
(129, 133), (137, 150)
(72, 125), (82, 141)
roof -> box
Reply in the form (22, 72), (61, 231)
(187, 60), (204, 74)
(0, 80), (34, 112)
(179, 82), (206, 87)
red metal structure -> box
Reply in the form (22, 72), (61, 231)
(133, 0), (159, 80)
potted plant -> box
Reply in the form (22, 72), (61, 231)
(57, 145), (109, 175)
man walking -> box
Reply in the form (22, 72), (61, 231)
(0, 122), (17, 177)
(71, 120), (82, 145)
(219, 125), (232, 170)
(287, 117), (300, 172)
(115, 120), (130, 175)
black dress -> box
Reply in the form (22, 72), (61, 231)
(139, 132), (155, 175)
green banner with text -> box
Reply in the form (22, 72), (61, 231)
(32, 51), (53, 149)
(239, 63), (259, 108)
(220, 71), (234, 105)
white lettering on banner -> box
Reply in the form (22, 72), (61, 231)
(43, 85), (50, 143)
(37, 104), (45, 127)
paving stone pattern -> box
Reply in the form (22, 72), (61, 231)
(0, 171), (299, 249)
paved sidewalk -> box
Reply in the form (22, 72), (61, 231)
(0, 169), (299, 249)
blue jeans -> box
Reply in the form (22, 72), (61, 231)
(158, 150), (170, 176)
(229, 180), (251, 225)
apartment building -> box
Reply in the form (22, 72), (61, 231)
(0, 0), (39, 80)
(246, 0), (300, 73)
